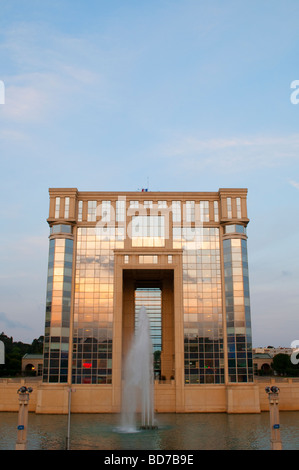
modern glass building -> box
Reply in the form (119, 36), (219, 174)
(41, 188), (256, 413)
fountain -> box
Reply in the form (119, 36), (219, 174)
(120, 305), (157, 431)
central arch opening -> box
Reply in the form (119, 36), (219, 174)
(122, 269), (174, 381)
(135, 287), (162, 378)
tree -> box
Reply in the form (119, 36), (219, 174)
(29, 336), (44, 354)
(272, 353), (292, 376)
(0, 333), (44, 377)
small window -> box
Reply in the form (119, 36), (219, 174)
(64, 197), (70, 219)
(55, 197), (60, 218)
(78, 201), (83, 221)
(227, 198), (232, 218)
(116, 200), (126, 222)
(172, 201), (181, 222)
(185, 201), (195, 222)
(236, 198), (242, 218)
(87, 201), (97, 222)
(214, 201), (219, 222)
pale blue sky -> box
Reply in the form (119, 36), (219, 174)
(0, 0), (298, 347)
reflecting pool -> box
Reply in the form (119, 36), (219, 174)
(1, 412), (298, 450)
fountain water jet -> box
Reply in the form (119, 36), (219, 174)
(120, 305), (157, 432)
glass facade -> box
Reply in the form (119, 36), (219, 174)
(72, 227), (124, 384)
(43, 237), (73, 382)
(174, 227), (224, 384)
(223, 238), (253, 382)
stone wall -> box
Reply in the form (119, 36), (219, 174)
(1, 378), (299, 414)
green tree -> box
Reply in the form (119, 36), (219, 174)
(0, 333), (44, 377)
(272, 353), (292, 376)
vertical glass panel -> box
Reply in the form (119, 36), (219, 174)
(181, 227), (224, 384)
(214, 201), (219, 222)
(236, 198), (242, 218)
(101, 201), (111, 222)
(72, 227), (124, 384)
(64, 197), (70, 219)
(227, 198), (232, 218)
(78, 201), (83, 222)
(185, 201), (195, 222)
(116, 200), (125, 222)
(223, 238), (253, 383)
(200, 201), (209, 222)
(172, 201), (181, 222)
(55, 197), (60, 218)
(87, 201), (97, 222)
(43, 237), (73, 383)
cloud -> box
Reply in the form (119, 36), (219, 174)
(0, 23), (107, 125)
(159, 133), (299, 174)
(0, 312), (31, 331)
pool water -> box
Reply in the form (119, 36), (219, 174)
(1, 411), (298, 450)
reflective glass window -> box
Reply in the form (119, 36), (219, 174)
(223, 238), (253, 383)
(116, 199), (125, 222)
(185, 201), (195, 222)
(172, 201), (181, 222)
(64, 197), (70, 219)
(200, 201), (209, 222)
(87, 201), (97, 222)
(175, 227), (224, 384)
(43, 237), (73, 383)
(72, 227), (124, 384)
(236, 198), (241, 218)
(101, 201), (111, 222)
(214, 201), (219, 222)
(78, 201), (83, 221)
(55, 197), (60, 218)
(227, 198), (232, 218)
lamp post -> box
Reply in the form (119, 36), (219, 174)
(16, 386), (33, 450)
(66, 386), (76, 450)
(265, 386), (282, 450)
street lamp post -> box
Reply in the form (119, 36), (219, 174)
(265, 386), (282, 450)
(16, 386), (33, 450)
